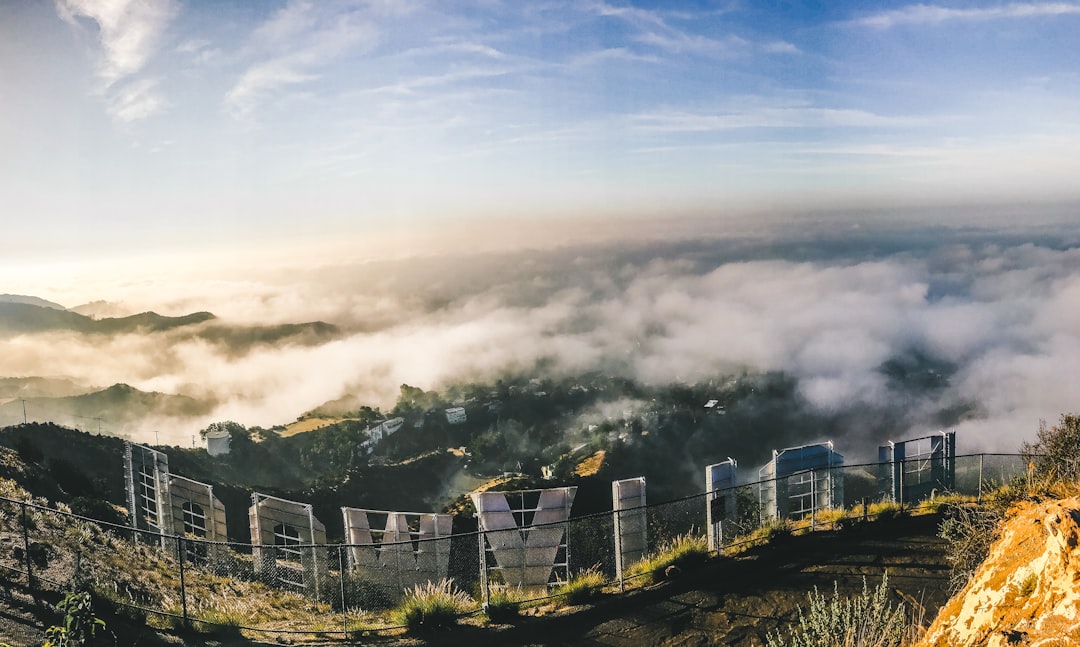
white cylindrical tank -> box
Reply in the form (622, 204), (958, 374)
(206, 429), (231, 457)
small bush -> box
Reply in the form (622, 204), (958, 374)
(1017, 572), (1038, 597)
(915, 493), (975, 515)
(766, 574), (907, 647)
(938, 504), (1002, 593)
(45, 590), (107, 647)
(392, 579), (474, 631)
(741, 518), (794, 548)
(1022, 414), (1080, 483)
(484, 587), (535, 623)
(554, 567), (605, 606)
(626, 533), (709, 586)
(868, 501), (906, 521)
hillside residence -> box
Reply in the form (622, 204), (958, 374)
(445, 406), (467, 425)
(358, 417), (404, 455)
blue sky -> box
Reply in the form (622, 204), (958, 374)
(3, 0), (1080, 262)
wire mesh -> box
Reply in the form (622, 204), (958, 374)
(0, 453), (1034, 640)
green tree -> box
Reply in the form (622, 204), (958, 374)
(1022, 413), (1080, 481)
(198, 420), (247, 440)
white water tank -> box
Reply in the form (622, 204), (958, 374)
(206, 429), (231, 457)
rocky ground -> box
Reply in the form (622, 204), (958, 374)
(0, 512), (951, 646)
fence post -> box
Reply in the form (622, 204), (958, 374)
(477, 527), (489, 606)
(177, 536), (190, 629)
(338, 546), (347, 639)
(898, 459), (905, 508)
(20, 501), (33, 590)
(978, 454), (984, 503)
(810, 469), (816, 531)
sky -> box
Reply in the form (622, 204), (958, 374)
(3, 0), (1080, 264)
(3, 1), (1080, 450)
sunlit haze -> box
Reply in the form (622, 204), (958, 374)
(3, 1), (1080, 259)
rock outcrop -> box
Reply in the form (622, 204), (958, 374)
(918, 498), (1080, 647)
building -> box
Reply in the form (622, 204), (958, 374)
(445, 407), (467, 425)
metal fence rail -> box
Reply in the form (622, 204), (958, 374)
(0, 453), (1029, 640)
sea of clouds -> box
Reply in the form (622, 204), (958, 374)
(2, 215), (1079, 449)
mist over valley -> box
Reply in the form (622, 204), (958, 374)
(3, 219), (1078, 474)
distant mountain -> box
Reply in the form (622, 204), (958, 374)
(0, 377), (94, 402)
(70, 300), (129, 318)
(0, 294), (67, 310)
(0, 383), (213, 431)
(0, 301), (215, 335)
(0, 301), (339, 348)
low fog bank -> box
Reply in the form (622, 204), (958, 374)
(2, 217), (1080, 449)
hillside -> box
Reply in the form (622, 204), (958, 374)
(0, 383), (213, 432)
(918, 498), (1080, 646)
(0, 301), (215, 335)
(0, 294), (66, 310)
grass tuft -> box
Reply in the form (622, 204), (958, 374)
(392, 579), (475, 632)
(626, 533), (709, 587)
(553, 566), (606, 606)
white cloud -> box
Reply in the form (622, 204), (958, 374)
(7, 229), (1080, 451)
(225, 1), (379, 119)
(763, 41), (801, 55)
(850, 2), (1080, 29)
(57, 0), (178, 86)
(107, 77), (165, 121)
(630, 105), (925, 132)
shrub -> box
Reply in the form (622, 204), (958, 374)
(44, 590), (107, 647)
(766, 574), (907, 647)
(1022, 414), (1080, 483)
(1017, 572), (1038, 597)
(867, 501), (905, 521)
(392, 579), (474, 631)
(938, 504), (1002, 593)
(626, 533), (709, 586)
(483, 587), (535, 623)
(553, 566), (605, 606)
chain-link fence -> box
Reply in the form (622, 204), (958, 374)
(0, 453), (1030, 640)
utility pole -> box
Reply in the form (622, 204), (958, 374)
(21, 399), (26, 424)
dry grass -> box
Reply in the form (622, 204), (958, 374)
(626, 533), (709, 587)
(280, 417), (343, 437)
(392, 579), (476, 631)
(553, 566), (606, 606)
